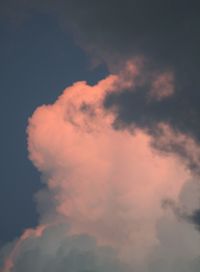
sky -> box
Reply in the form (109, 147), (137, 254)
(1, 1), (200, 272)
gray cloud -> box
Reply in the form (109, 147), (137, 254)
(8, 224), (129, 272)
(190, 209), (200, 230)
(162, 197), (200, 232)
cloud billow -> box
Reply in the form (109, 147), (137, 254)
(1, 67), (200, 271)
(1, 1), (200, 271)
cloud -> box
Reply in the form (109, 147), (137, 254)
(2, 1), (200, 142)
(1, 65), (200, 271)
(162, 197), (200, 231)
(149, 72), (174, 101)
(1, 2), (200, 271)
(1, 224), (130, 272)
(59, 1), (200, 148)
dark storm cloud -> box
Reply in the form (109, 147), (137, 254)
(2, 0), (200, 141)
(68, 1), (200, 148)
(104, 84), (200, 174)
(52, 0), (200, 171)
(62, 0), (200, 141)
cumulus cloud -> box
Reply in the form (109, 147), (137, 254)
(1, 64), (200, 271)
(1, 1), (200, 271)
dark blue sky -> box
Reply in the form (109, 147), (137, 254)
(0, 12), (107, 244)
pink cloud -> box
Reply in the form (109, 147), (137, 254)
(150, 72), (174, 101)
(1, 63), (200, 272)
(27, 67), (189, 262)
